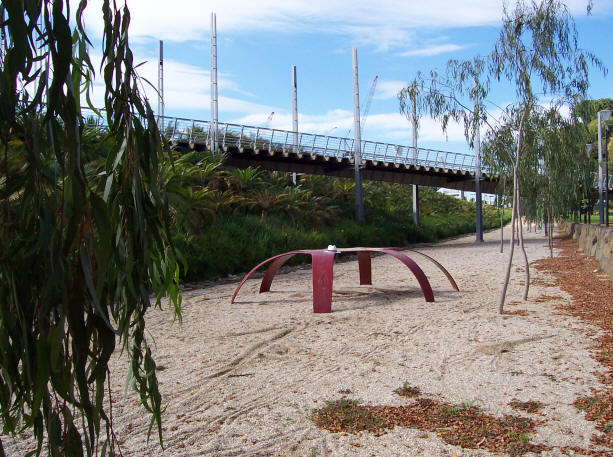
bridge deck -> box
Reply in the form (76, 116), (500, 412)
(160, 116), (499, 193)
(187, 143), (497, 193)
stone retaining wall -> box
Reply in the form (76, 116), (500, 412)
(560, 221), (613, 280)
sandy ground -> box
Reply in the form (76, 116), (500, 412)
(4, 225), (610, 456)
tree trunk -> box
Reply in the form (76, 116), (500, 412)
(498, 166), (519, 314)
(547, 206), (553, 258)
(499, 197), (504, 253)
(498, 111), (526, 314)
(515, 214), (520, 245)
(516, 185), (530, 301)
(500, 182), (506, 254)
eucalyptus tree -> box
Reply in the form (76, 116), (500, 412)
(398, 75), (425, 225)
(532, 107), (587, 253)
(489, 0), (602, 312)
(399, 58), (493, 241)
(0, 1), (183, 456)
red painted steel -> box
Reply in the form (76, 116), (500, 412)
(379, 249), (434, 302)
(357, 251), (372, 285)
(230, 250), (308, 304)
(402, 249), (459, 291)
(260, 253), (296, 293)
(310, 251), (335, 313)
(230, 247), (458, 312)
(349, 247), (459, 292)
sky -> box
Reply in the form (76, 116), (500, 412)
(80, 0), (613, 155)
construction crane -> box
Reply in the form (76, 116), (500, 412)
(264, 111), (274, 128)
(345, 75), (379, 138)
(360, 75), (378, 135)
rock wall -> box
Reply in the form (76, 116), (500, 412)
(560, 221), (613, 280)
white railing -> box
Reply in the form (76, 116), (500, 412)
(84, 110), (481, 173)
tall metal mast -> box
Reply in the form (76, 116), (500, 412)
(292, 66), (299, 153)
(412, 97), (419, 226)
(352, 47), (364, 224)
(158, 40), (164, 129)
(210, 12), (219, 153)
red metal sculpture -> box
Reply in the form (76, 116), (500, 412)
(230, 247), (459, 313)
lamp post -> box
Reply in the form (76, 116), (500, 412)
(586, 144), (594, 224)
(606, 123), (610, 227)
(598, 110), (611, 226)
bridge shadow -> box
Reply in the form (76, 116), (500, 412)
(414, 235), (553, 251)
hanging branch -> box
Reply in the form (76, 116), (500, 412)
(0, 1), (182, 455)
(488, 0), (602, 312)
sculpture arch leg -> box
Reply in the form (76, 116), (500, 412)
(231, 251), (306, 304)
(260, 254), (297, 293)
(404, 249), (459, 291)
(380, 249), (434, 302)
(311, 251), (336, 313)
(357, 251), (372, 285)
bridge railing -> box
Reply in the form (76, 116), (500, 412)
(161, 116), (480, 173)
(83, 109), (481, 173)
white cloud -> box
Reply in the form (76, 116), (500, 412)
(233, 108), (353, 133)
(398, 43), (469, 57)
(338, 25), (415, 52)
(76, 0), (610, 53)
(364, 112), (468, 144)
(77, 0), (508, 51)
(85, 50), (257, 113)
(374, 80), (408, 100)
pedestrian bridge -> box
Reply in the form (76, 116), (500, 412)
(160, 116), (499, 194)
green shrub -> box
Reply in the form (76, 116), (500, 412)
(176, 185), (509, 282)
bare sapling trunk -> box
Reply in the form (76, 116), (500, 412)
(500, 182), (506, 253)
(516, 184), (530, 301)
(515, 214), (520, 245)
(547, 206), (553, 258)
(499, 112), (526, 314)
(498, 166), (519, 314)
(550, 219), (554, 247)
(500, 200), (504, 253)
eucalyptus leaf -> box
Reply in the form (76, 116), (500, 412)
(1, 2), (183, 455)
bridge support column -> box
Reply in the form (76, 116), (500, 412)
(413, 185), (419, 226)
(474, 77), (483, 243)
(475, 178), (483, 242)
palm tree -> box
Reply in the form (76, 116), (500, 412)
(242, 188), (289, 222)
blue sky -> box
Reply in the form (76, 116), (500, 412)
(82, 0), (613, 155)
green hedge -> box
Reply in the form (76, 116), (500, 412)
(175, 202), (508, 282)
